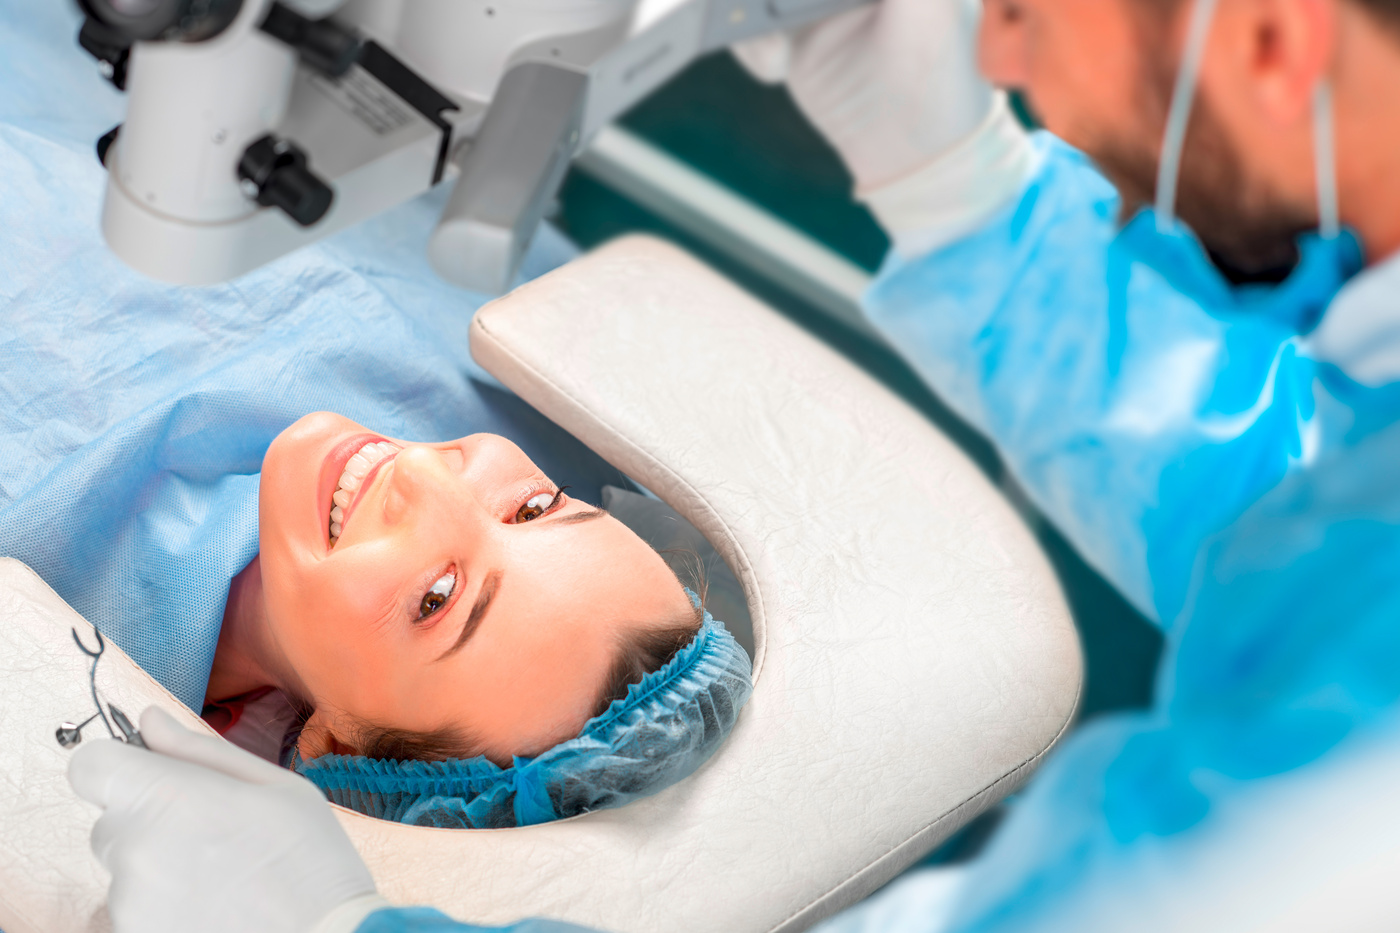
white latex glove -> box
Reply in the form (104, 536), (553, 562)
(733, 0), (1037, 258)
(69, 707), (389, 933)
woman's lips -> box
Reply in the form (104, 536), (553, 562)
(319, 433), (382, 550)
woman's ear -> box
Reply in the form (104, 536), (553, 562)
(296, 709), (363, 761)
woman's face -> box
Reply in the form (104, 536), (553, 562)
(258, 412), (692, 763)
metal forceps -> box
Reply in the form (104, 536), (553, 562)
(55, 627), (146, 750)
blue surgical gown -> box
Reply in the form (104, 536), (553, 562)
(0, 2), (628, 713)
(849, 133), (1400, 931)
(935, 390), (1400, 932)
(864, 133), (1366, 627)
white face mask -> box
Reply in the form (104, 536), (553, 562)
(1153, 0), (1338, 240)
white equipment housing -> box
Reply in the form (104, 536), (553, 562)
(99, 0), (866, 293)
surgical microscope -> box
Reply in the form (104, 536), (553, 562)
(75, 0), (867, 294)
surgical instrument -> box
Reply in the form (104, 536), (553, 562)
(56, 627), (147, 750)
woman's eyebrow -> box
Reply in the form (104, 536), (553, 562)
(432, 508), (603, 662)
(547, 506), (607, 527)
(436, 569), (502, 662)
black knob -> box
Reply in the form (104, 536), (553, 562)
(237, 134), (333, 227)
(77, 17), (131, 90)
(260, 3), (362, 78)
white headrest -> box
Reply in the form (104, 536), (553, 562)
(0, 236), (1080, 933)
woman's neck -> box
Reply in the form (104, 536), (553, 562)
(207, 555), (286, 705)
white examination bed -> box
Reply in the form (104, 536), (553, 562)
(0, 235), (1081, 933)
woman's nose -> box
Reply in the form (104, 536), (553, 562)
(382, 444), (463, 526)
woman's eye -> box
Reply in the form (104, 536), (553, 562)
(418, 570), (456, 620)
(514, 490), (560, 523)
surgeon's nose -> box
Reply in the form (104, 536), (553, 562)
(979, 0), (1031, 90)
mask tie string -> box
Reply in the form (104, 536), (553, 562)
(1155, 0), (1221, 233)
(1313, 79), (1340, 240)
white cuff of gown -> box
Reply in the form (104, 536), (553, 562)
(858, 93), (1039, 261)
(310, 893), (395, 933)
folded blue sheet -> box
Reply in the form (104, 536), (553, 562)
(0, 3), (627, 711)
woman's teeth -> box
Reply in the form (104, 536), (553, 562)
(329, 440), (400, 543)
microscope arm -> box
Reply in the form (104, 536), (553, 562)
(87, 0), (871, 291)
(429, 0), (869, 292)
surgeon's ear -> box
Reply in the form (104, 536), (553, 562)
(297, 710), (363, 761)
(1232, 0), (1335, 125)
(980, 0), (1030, 90)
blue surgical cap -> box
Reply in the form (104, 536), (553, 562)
(296, 594), (753, 828)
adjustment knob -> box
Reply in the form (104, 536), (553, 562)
(237, 134), (333, 227)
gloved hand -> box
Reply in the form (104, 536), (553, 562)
(733, 0), (1036, 258)
(69, 706), (387, 933)
(732, 0), (992, 191)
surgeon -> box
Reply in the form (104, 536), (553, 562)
(735, 0), (1400, 629)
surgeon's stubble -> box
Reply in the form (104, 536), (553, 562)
(1080, 8), (1317, 281)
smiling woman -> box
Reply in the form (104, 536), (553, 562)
(204, 412), (752, 828)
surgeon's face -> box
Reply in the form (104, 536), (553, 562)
(256, 412), (693, 764)
(981, 0), (1313, 276)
